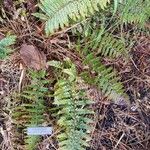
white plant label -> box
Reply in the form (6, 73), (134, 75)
(27, 127), (53, 135)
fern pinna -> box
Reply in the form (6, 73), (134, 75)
(48, 58), (93, 150)
(13, 70), (49, 150)
(0, 35), (16, 59)
(35, 0), (110, 35)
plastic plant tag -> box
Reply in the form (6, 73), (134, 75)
(27, 127), (53, 135)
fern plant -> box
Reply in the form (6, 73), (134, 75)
(74, 25), (127, 101)
(12, 70), (49, 150)
(34, 0), (110, 35)
(48, 58), (93, 150)
(0, 35), (16, 59)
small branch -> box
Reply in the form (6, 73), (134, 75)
(114, 132), (125, 149)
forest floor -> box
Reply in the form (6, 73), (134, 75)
(0, 1), (150, 150)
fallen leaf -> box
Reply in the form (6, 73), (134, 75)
(20, 44), (46, 70)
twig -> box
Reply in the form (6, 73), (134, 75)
(129, 56), (140, 71)
(18, 64), (26, 93)
(114, 132), (125, 149)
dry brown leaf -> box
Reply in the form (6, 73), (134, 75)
(20, 44), (46, 70)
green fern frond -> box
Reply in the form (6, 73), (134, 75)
(119, 0), (150, 26)
(54, 80), (93, 150)
(36, 0), (110, 35)
(96, 33), (126, 57)
(48, 58), (93, 150)
(83, 30), (126, 58)
(82, 52), (126, 101)
(13, 70), (49, 150)
(0, 35), (16, 59)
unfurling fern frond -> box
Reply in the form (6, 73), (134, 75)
(13, 70), (49, 150)
(35, 0), (110, 35)
(81, 52), (126, 101)
(48, 58), (93, 150)
(119, 0), (150, 26)
(0, 35), (16, 59)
